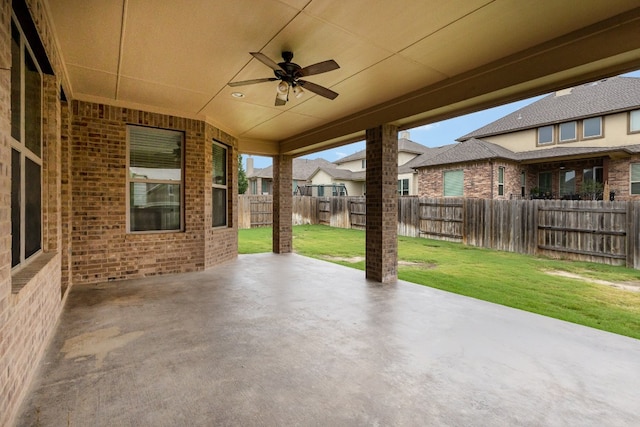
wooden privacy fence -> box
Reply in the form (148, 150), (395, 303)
(238, 195), (640, 269)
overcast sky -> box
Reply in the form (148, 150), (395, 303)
(244, 70), (640, 171)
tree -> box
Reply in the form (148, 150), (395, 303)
(238, 154), (248, 194)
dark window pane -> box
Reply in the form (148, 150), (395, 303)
(539, 172), (552, 194)
(212, 143), (227, 185)
(25, 157), (41, 259)
(24, 50), (41, 156)
(538, 126), (553, 144)
(130, 183), (181, 231)
(11, 149), (21, 267)
(212, 188), (227, 227)
(583, 117), (601, 138)
(129, 127), (182, 180)
(11, 22), (21, 142)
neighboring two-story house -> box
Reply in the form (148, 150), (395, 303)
(246, 157), (333, 195)
(308, 131), (441, 196)
(412, 76), (640, 200)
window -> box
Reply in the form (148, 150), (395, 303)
(583, 166), (603, 184)
(497, 167), (505, 196)
(559, 170), (575, 197)
(631, 164), (640, 195)
(443, 170), (463, 197)
(583, 117), (602, 138)
(361, 159), (366, 169)
(537, 125), (553, 145)
(250, 180), (257, 195)
(11, 18), (43, 268)
(212, 141), (228, 227)
(128, 126), (183, 232)
(261, 179), (271, 195)
(630, 109), (640, 133)
(397, 178), (409, 195)
(559, 121), (577, 142)
(521, 171), (526, 197)
(538, 172), (552, 195)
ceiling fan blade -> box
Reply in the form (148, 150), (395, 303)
(250, 52), (284, 72)
(299, 59), (340, 77)
(275, 95), (287, 106)
(228, 77), (278, 87)
(298, 80), (339, 100)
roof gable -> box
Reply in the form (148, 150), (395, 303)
(334, 137), (431, 164)
(412, 139), (518, 168)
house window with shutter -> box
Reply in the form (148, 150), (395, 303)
(443, 170), (463, 197)
(128, 126), (183, 232)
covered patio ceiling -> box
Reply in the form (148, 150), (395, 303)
(45, 0), (640, 156)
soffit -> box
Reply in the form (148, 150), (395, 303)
(45, 0), (640, 155)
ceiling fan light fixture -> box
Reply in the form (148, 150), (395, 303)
(293, 85), (304, 99)
(276, 81), (289, 101)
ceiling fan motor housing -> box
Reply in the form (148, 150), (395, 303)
(275, 51), (302, 85)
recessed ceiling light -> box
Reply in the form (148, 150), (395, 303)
(231, 92), (245, 98)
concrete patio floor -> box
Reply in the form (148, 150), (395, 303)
(15, 253), (640, 426)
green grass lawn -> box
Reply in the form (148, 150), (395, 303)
(239, 225), (640, 340)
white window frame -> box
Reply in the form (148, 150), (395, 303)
(583, 116), (602, 139)
(537, 125), (554, 145)
(498, 167), (505, 196)
(630, 109), (640, 134)
(11, 15), (43, 270)
(559, 121), (577, 142)
(631, 164), (640, 195)
(127, 126), (184, 233)
(443, 169), (463, 197)
(397, 178), (409, 196)
(212, 140), (228, 228)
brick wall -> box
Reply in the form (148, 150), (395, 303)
(69, 101), (239, 284)
(1, 2), (64, 425)
(365, 124), (398, 283)
(205, 123), (238, 267)
(272, 155), (293, 253)
(609, 156), (640, 201)
(418, 161), (498, 198)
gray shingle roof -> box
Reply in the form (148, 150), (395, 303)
(411, 139), (518, 168)
(411, 138), (640, 169)
(459, 76), (640, 141)
(334, 137), (431, 164)
(247, 158), (333, 180)
(311, 167), (366, 181)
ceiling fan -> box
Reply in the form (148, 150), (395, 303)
(228, 51), (340, 106)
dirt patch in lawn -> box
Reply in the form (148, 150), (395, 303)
(322, 256), (436, 269)
(546, 270), (640, 292)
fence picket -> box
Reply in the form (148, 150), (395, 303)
(239, 195), (637, 268)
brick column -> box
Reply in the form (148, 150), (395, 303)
(273, 154), (293, 253)
(366, 124), (398, 283)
